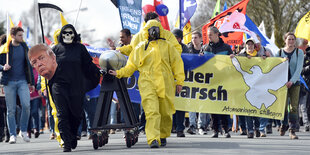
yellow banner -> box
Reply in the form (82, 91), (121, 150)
(175, 55), (288, 120)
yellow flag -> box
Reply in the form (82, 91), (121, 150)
(183, 22), (192, 45)
(0, 15), (14, 54)
(60, 12), (68, 26)
(295, 11), (310, 41)
(175, 16), (192, 45)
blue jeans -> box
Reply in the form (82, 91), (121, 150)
(259, 118), (269, 132)
(28, 98), (41, 131)
(109, 100), (118, 124)
(4, 80), (30, 136)
(173, 110), (185, 132)
(246, 116), (259, 133)
(39, 101), (46, 130)
(238, 116), (246, 131)
(189, 112), (206, 129)
(46, 99), (55, 133)
(84, 97), (97, 134)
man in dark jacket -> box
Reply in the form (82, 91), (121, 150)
(51, 24), (100, 152)
(0, 26), (34, 144)
(300, 46), (310, 132)
(172, 29), (189, 137)
(201, 26), (233, 138)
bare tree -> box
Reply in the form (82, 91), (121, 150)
(227, 0), (310, 47)
(0, 12), (6, 35)
(191, 0), (215, 32)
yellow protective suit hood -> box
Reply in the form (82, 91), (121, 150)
(118, 20), (182, 56)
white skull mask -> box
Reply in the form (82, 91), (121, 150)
(62, 28), (74, 44)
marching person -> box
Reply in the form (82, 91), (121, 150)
(201, 26), (234, 138)
(109, 20), (184, 148)
(0, 26), (35, 144)
(276, 32), (304, 139)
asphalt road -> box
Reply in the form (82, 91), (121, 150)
(1, 127), (310, 155)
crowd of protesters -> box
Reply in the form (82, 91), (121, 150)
(0, 12), (310, 151)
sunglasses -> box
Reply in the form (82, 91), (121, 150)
(63, 31), (73, 35)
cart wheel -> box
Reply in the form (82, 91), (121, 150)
(92, 134), (99, 150)
(125, 133), (132, 148)
(99, 134), (104, 147)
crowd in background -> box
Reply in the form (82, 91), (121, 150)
(1, 12), (310, 147)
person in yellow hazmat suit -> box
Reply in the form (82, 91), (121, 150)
(113, 12), (182, 56)
(109, 20), (185, 148)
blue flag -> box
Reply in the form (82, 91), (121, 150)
(223, 2), (227, 11)
(244, 15), (279, 54)
(118, 0), (142, 34)
(179, 0), (197, 29)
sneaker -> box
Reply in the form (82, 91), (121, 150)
(266, 125), (272, 134)
(39, 129), (44, 134)
(50, 133), (56, 140)
(63, 147), (71, 152)
(81, 131), (87, 137)
(187, 126), (196, 135)
(171, 126), (177, 133)
(305, 125), (310, 132)
(9, 135), (16, 144)
(289, 130), (298, 139)
(224, 132), (231, 138)
(110, 129), (116, 134)
(150, 140), (159, 148)
(34, 131), (40, 138)
(160, 138), (167, 147)
(247, 132), (254, 138)
(240, 131), (247, 135)
(280, 125), (286, 136)
(260, 132), (266, 137)
(176, 131), (185, 137)
(255, 130), (261, 137)
(20, 132), (30, 142)
(198, 128), (207, 135)
(211, 131), (218, 138)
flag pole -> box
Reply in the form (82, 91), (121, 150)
(74, 0), (83, 27)
(37, 3), (63, 112)
(38, 4), (45, 44)
(179, 0), (182, 29)
(6, 13), (9, 65)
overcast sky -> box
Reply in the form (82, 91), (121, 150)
(0, 0), (181, 47)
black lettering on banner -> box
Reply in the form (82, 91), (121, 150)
(199, 88), (208, 100)
(191, 87), (199, 99)
(180, 86), (191, 98)
(185, 70), (194, 82)
(205, 73), (213, 84)
(194, 72), (204, 83)
(208, 89), (216, 100)
(184, 70), (214, 84)
(217, 86), (227, 101)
